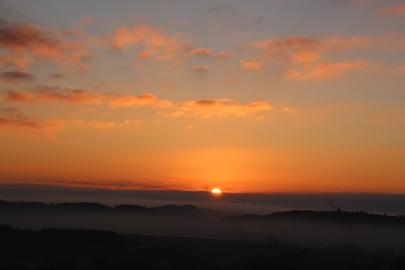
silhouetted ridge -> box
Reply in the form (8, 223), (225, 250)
(227, 209), (405, 225)
(0, 199), (210, 217)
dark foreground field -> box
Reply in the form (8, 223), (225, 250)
(2, 200), (405, 269)
(1, 225), (405, 270)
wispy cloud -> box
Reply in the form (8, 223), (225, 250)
(1, 70), (35, 82)
(380, 4), (405, 16)
(0, 16), (93, 69)
(287, 60), (367, 80)
(111, 24), (190, 62)
(190, 48), (212, 57)
(240, 60), (263, 71)
(0, 106), (42, 129)
(193, 65), (209, 74)
(247, 34), (403, 80)
(3, 86), (283, 120)
(165, 99), (272, 119)
(190, 48), (230, 60)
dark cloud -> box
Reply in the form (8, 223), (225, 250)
(48, 73), (65, 79)
(0, 10), (91, 69)
(0, 106), (42, 129)
(1, 70), (35, 82)
(0, 23), (57, 50)
(194, 99), (218, 106)
(193, 65), (208, 74)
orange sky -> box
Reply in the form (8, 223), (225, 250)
(0, 0), (405, 193)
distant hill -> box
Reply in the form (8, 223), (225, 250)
(227, 209), (405, 226)
(0, 199), (219, 217)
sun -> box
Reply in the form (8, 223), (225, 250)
(211, 188), (222, 195)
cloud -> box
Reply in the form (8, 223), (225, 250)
(249, 35), (378, 80)
(190, 48), (231, 60)
(1, 70), (35, 82)
(3, 86), (280, 119)
(111, 24), (229, 64)
(252, 36), (371, 60)
(109, 93), (157, 107)
(3, 86), (173, 109)
(193, 65), (208, 74)
(240, 60), (263, 71)
(287, 60), (367, 80)
(69, 119), (140, 129)
(77, 16), (95, 26)
(214, 51), (230, 60)
(0, 23), (55, 50)
(4, 90), (34, 102)
(111, 24), (190, 62)
(252, 37), (321, 59)
(48, 73), (65, 79)
(166, 98), (272, 118)
(190, 48), (212, 57)
(4, 86), (102, 104)
(33, 86), (102, 104)
(381, 4), (405, 16)
(0, 106), (42, 129)
(0, 18), (92, 68)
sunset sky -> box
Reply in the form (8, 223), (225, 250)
(0, 0), (404, 194)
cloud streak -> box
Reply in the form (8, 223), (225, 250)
(166, 99), (272, 118)
(1, 71), (35, 82)
(3, 87), (279, 119)
(0, 106), (42, 129)
(287, 60), (367, 80)
(111, 24), (190, 62)
(247, 35), (394, 80)
(381, 4), (405, 16)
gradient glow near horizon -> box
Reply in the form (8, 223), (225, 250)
(0, 0), (404, 193)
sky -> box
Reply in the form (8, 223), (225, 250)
(0, 0), (404, 194)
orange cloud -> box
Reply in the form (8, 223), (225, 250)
(249, 35), (376, 80)
(287, 60), (367, 80)
(194, 65), (208, 74)
(381, 4), (405, 15)
(253, 37), (321, 59)
(4, 87), (102, 104)
(111, 24), (190, 62)
(0, 21), (92, 69)
(240, 60), (263, 71)
(252, 36), (371, 61)
(77, 17), (95, 26)
(34, 86), (102, 104)
(214, 51), (230, 60)
(0, 106), (42, 129)
(4, 90), (34, 102)
(3, 87), (279, 119)
(69, 119), (140, 129)
(109, 93), (157, 107)
(190, 48), (212, 57)
(4, 87), (173, 109)
(167, 99), (272, 118)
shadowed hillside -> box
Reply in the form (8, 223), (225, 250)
(1, 225), (405, 270)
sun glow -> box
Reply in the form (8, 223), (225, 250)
(211, 188), (222, 195)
